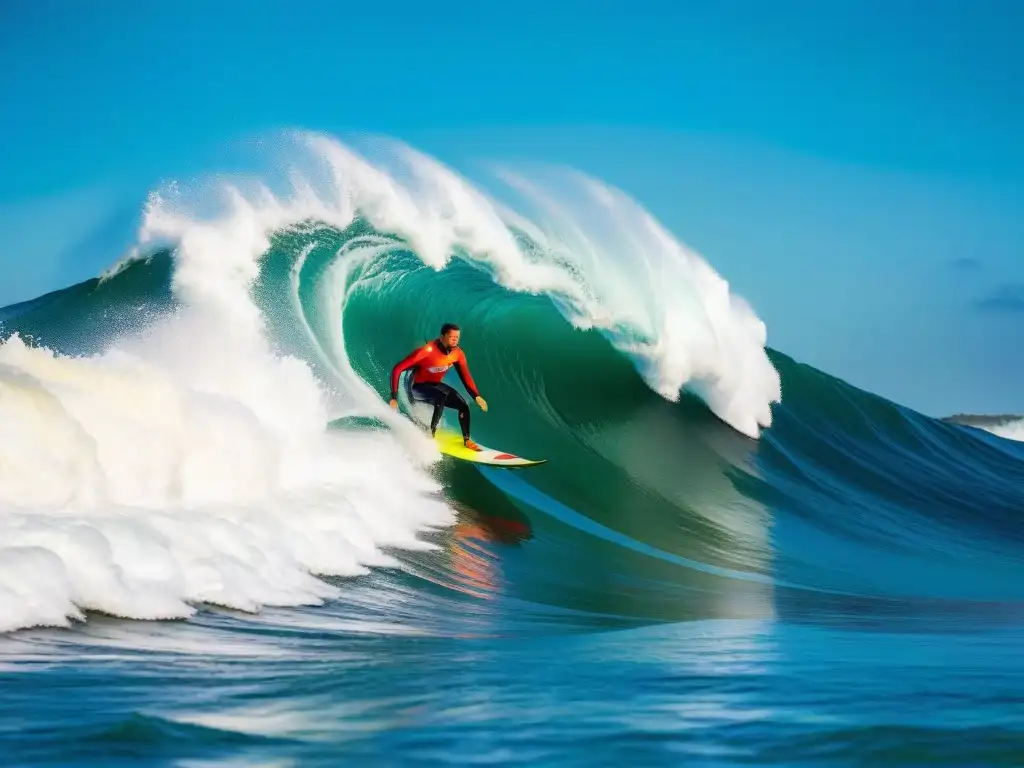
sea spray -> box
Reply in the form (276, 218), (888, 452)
(0, 328), (453, 632)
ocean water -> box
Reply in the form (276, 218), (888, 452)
(1, 132), (1021, 766)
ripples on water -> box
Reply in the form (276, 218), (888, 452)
(3, 499), (1022, 766)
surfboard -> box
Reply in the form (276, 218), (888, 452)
(434, 428), (546, 468)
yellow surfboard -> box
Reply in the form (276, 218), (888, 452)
(434, 428), (547, 468)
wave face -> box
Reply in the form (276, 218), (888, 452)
(1, 132), (1022, 765)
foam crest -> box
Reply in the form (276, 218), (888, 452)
(986, 419), (1024, 443)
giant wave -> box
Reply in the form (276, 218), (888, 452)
(0, 131), (782, 634)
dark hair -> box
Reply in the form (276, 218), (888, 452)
(440, 322), (460, 335)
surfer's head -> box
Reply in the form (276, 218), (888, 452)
(440, 322), (460, 349)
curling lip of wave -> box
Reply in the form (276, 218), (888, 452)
(128, 131), (780, 438)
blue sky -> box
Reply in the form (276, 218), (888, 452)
(1, 0), (1021, 417)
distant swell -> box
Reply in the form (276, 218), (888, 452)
(944, 413), (1024, 443)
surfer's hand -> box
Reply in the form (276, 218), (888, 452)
(475, 396), (488, 412)
(389, 398), (399, 410)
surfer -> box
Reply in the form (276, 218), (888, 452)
(389, 323), (488, 450)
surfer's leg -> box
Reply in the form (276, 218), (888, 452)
(429, 399), (446, 435)
(410, 383), (447, 435)
(439, 384), (471, 439)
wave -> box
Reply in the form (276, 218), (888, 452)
(0, 130), (1021, 638)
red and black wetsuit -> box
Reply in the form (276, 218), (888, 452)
(390, 339), (480, 437)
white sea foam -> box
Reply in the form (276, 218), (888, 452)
(0, 130), (779, 633)
(0, 161), (452, 633)
(983, 418), (1024, 443)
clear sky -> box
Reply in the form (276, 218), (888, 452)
(1, 0), (1021, 417)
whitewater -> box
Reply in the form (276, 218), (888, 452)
(0, 131), (780, 635)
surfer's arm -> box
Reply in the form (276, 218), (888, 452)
(390, 345), (430, 399)
(454, 350), (480, 399)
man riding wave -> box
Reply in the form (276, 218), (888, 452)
(389, 322), (488, 451)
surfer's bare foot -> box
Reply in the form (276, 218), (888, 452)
(464, 438), (481, 451)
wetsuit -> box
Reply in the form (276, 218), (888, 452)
(390, 339), (480, 438)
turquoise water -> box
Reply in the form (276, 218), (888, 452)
(1, 137), (1022, 765)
